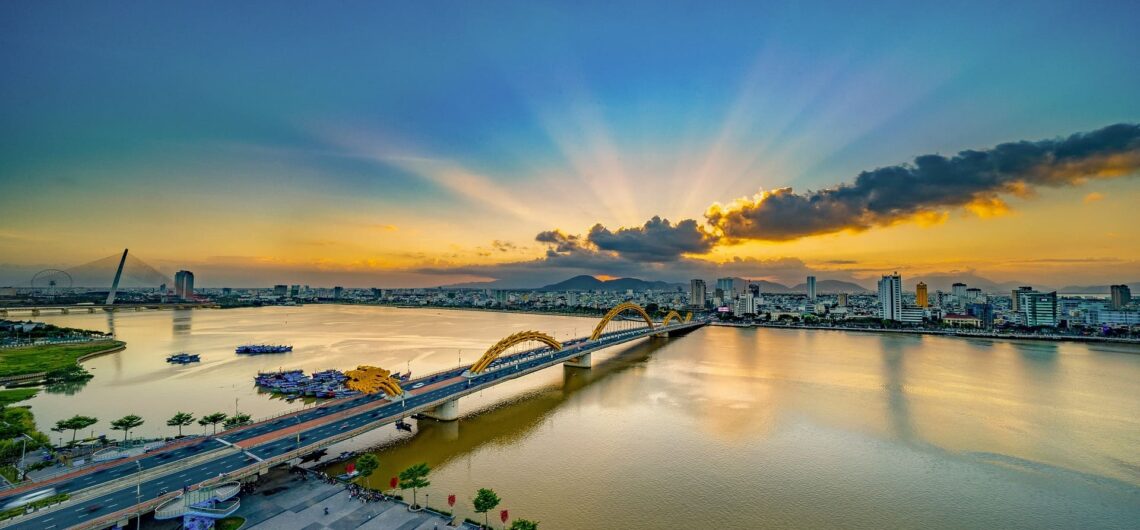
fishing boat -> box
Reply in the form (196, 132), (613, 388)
(166, 353), (201, 364)
(235, 344), (293, 354)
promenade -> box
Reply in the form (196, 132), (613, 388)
(228, 468), (477, 530)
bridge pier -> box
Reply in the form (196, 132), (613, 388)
(563, 352), (592, 368)
(88, 307), (96, 313)
(31, 309), (40, 316)
(420, 399), (460, 421)
(60, 308), (69, 314)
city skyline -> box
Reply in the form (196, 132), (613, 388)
(3, 2), (1140, 288)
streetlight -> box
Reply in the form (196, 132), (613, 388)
(135, 460), (143, 530)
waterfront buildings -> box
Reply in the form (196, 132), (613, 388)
(174, 270), (194, 301)
(690, 279), (706, 308)
(716, 277), (735, 299)
(952, 282), (968, 302)
(837, 293), (848, 307)
(878, 273), (903, 321)
(1111, 284), (1132, 309)
(916, 282), (928, 308)
(807, 276), (817, 301)
(1021, 291), (1059, 327)
(273, 284), (288, 297)
(1011, 286), (1034, 312)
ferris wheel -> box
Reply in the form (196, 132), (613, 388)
(31, 269), (73, 298)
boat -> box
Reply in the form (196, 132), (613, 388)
(395, 420), (413, 432)
(336, 470), (360, 481)
(236, 344), (293, 354)
(166, 353), (201, 364)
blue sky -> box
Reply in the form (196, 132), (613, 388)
(2, 1), (1138, 287)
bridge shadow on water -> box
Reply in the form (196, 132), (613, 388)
(325, 338), (670, 476)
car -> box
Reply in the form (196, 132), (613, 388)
(2, 488), (58, 510)
(411, 383), (425, 389)
(85, 504), (103, 513)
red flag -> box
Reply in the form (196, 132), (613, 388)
(447, 494), (456, 507)
(500, 509), (509, 523)
(389, 476), (398, 489)
(345, 463), (355, 474)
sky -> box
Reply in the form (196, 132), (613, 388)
(1, 1), (1139, 289)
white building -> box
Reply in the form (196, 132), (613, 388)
(878, 273), (903, 321)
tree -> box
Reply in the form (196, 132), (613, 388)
(166, 412), (195, 437)
(355, 454), (380, 490)
(52, 415), (98, 444)
(472, 488), (500, 529)
(509, 520), (539, 530)
(398, 462), (431, 509)
(198, 412), (228, 434)
(222, 413), (252, 430)
(110, 414), (144, 443)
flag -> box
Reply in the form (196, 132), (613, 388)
(448, 494), (456, 507)
(390, 476), (398, 489)
(500, 509), (509, 523)
(346, 463), (355, 474)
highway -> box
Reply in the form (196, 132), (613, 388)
(0, 319), (705, 529)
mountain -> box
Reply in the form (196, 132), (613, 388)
(537, 275), (683, 292)
(789, 280), (872, 294)
(1056, 282), (1140, 294)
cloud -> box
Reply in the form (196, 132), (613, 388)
(705, 123), (1140, 241)
(490, 240), (519, 252)
(1083, 192), (1104, 203)
(586, 216), (717, 262)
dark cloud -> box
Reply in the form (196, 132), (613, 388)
(490, 240), (518, 252)
(706, 123), (1140, 241)
(586, 216), (716, 262)
(534, 229), (589, 255)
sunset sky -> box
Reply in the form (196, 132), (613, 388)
(2, 1), (1139, 288)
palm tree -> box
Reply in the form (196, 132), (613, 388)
(52, 415), (98, 444)
(198, 412), (228, 434)
(110, 414), (144, 443)
(222, 413), (252, 430)
(166, 412), (195, 437)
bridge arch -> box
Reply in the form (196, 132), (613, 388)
(662, 310), (683, 327)
(470, 331), (562, 374)
(589, 302), (654, 340)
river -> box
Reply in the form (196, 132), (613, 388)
(28, 305), (1140, 528)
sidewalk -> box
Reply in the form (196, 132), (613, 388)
(237, 468), (479, 530)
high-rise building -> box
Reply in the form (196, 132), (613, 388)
(966, 303), (995, 328)
(878, 273), (903, 321)
(689, 279), (707, 308)
(966, 287), (983, 301)
(1022, 291), (1058, 327)
(1012, 286), (1033, 312)
(1110, 284), (1132, 309)
(333, 286), (344, 299)
(273, 284), (287, 297)
(174, 270), (195, 301)
(290, 284), (300, 297)
(806, 276), (817, 301)
(916, 282), (928, 308)
(951, 282), (967, 301)
(837, 293), (848, 307)
(716, 278), (735, 299)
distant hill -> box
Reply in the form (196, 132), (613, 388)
(789, 280), (872, 294)
(1056, 282), (1140, 294)
(537, 275), (683, 292)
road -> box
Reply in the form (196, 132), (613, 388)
(1, 320), (705, 529)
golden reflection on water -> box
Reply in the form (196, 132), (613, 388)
(29, 307), (1140, 529)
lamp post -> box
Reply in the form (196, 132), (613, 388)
(135, 460), (143, 529)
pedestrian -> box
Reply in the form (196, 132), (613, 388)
(324, 507), (329, 515)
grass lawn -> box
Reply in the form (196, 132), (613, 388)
(216, 516), (246, 530)
(0, 341), (124, 378)
(0, 389), (38, 407)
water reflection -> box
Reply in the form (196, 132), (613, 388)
(879, 336), (915, 443)
(172, 308), (192, 336)
(327, 339), (664, 478)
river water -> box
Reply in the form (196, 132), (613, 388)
(28, 305), (1140, 528)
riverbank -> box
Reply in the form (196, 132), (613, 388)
(233, 467), (478, 530)
(716, 321), (1140, 345)
(0, 340), (125, 384)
